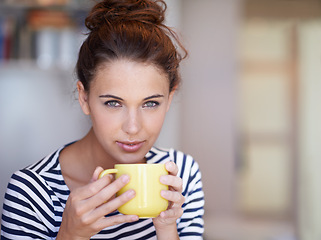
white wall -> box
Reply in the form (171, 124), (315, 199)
(0, 64), (90, 213)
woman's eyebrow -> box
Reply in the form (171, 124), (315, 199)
(144, 94), (164, 101)
(99, 94), (123, 100)
(99, 94), (164, 101)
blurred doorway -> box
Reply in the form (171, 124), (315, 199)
(238, 1), (321, 239)
(238, 20), (296, 219)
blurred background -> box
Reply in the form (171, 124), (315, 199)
(1, 0), (321, 239)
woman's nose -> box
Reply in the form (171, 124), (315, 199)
(122, 109), (141, 135)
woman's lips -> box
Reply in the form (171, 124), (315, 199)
(116, 141), (145, 153)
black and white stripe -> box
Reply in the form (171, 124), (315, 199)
(1, 144), (204, 239)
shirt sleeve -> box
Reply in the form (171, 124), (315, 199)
(1, 170), (56, 239)
(174, 151), (205, 239)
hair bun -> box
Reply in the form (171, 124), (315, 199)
(86, 0), (166, 31)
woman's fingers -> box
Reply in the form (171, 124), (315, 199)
(68, 173), (131, 220)
(95, 214), (139, 231)
(71, 174), (114, 201)
(90, 189), (136, 221)
(61, 172), (138, 239)
(91, 166), (105, 182)
(165, 161), (178, 176)
(160, 175), (183, 192)
(84, 175), (131, 211)
(160, 206), (184, 219)
(161, 190), (185, 206)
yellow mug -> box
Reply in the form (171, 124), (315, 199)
(99, 163), (169, 218)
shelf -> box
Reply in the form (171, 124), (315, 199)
(0, 1), (93, 12)
(0, 1), (90, 63)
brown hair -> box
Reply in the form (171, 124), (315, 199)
(76, 0), (187, 93)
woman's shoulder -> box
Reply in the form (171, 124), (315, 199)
(26, 147), (63, 173)
(5, 145), (69, 211)
(7, 145), (68, 198)
(24, 141), (75, 177)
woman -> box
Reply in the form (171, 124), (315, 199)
(1, 0), (204, 239)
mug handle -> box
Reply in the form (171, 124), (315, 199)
(98, 169), (118, 179)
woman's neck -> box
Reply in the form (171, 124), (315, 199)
(59, 128), (116, 190)
(81, 128), (117, 170)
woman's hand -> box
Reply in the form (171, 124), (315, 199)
(56, 167), (139, 240)
(153, 161), (185, 239)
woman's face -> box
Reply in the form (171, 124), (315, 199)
(78, 59), (174, 164)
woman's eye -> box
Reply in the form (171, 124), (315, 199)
(104, 101), (121, 108)
(143, 101), (159, 108)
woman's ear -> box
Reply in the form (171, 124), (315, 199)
(77, 81), (90, 115)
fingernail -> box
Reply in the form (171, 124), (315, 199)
(160, 211), (166, 218)
(167, 161), (174, 169)
(131, 215), (139, 221)
(121, 175), (130, 183)
(160, 175), (168, 183)
(161, 190), (168, 197)
(127, 189), (135, 198)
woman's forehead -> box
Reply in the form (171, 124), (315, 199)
(90, 59), (170, 95)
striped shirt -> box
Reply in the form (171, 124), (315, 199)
(1, 144), (204, 239)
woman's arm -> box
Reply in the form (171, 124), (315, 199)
(1, 170), (55, 239)
(176, 157), (205, 239)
